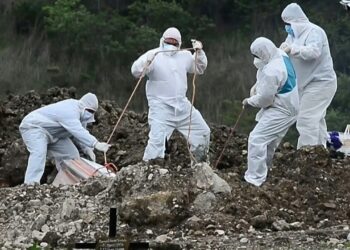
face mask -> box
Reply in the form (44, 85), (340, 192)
(253, 57), (265, 69)
(81, 110), (94, 123)
(285, 24), (294, 37)
(162, 44), (178, 56)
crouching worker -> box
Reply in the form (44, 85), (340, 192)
(131, 27), (210, 165)
(242, 37), (299, 187)
(19, 93), (111, 184)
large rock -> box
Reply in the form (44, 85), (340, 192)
(194, 163), (232, 194)
(119, 191), (190, 227)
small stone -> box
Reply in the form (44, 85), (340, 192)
(32, 230), (45, 241)
(40, 242), (48, 248)
(194, 230), (204, 236)
(28, 199), (41, 207)
(155, 234), (169, 243)
(41, 224), (50, 233)
(146, 229), (153, 235)
(347, 233), (350, 241)
(148, 173), (154, 181)
(240, 238), (249, 243)
(306, 237), (314, 242)
(290, 221), (303, 229)
(328, 238), (340, 244)
(215, 229), (225, 236)
(272, 219), (290, 231)
(206, 224), (216, 230)
(321, 202), (336, 209)
(159, 169), (169, 175)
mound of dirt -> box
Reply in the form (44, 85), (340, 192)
(0, 87), (247, 186)
(1, 88), (350, 249)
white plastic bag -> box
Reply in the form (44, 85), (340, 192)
(338, 125), (350, 156)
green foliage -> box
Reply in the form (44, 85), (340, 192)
(326, 73), (350, 132)
(127, 0), (214, 43)
(12, 0), (49, 33)
(27, 242), (40, 250)
(42, 0), (158, 63)
(330, 73), (350, 112)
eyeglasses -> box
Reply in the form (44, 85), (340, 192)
(85, 108), (95, 114)
(164, 38), (179, 47)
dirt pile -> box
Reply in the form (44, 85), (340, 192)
(1, 88), (350, 249)
(0, 87), (247, 186)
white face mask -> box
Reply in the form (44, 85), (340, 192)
(162, 44), (178, 56)
(253, 57), (266, 69)
(81, 110), (94, 123)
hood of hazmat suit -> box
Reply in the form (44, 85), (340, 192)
(281, 3), (336, 91)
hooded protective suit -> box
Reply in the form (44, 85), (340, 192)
(131, 27), (210, 162)
(281, 3), (337, 149)
(19, 93), (100, 184)
(244, 37), (299, 187)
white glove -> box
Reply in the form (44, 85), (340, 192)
(280, 42), (291, 54)
(84, 148), (96, 162)
(146, 51), (156, 62)
(192, 40), (203, 50)
(250, 84), (257, 97)
(94, 142), (111, 153)
(242, 98), (249, 107)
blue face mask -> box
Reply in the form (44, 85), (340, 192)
(285, 24), (294, 37)
(162, 43), (178, 56)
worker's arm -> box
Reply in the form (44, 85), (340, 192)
(247, 70), (280, 108)
(290, 29), (323, 60)
(59, 119), (98, 148)
(188, 49), (208, 75)
(131, 49), (158, 78)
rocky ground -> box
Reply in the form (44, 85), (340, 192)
(1, 88), (350, 249)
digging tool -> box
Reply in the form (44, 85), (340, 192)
(102, 47), (196, 170)
(214, 106), (245, 169)
(186, 42), (200, 165)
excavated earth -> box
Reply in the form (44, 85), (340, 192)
(1, 88), (350, 249)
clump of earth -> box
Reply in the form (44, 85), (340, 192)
(1, 88), (350, 249)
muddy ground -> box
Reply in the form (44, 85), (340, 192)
(1, 88), (350, 249)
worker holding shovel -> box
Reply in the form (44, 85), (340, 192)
(243, 37), (299, 187)
(131, 27), (210, 166)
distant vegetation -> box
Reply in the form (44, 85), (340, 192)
(0, 0), (349, 143)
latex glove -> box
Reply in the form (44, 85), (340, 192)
(94, 142), (111, 153)
(250, 84), (257, 97)
(242, 98), (250, 107)
(280, 42), (291, 54)
(146, 51), (156, 63)
(191, 40), (203, 50)
(84, 148), (96, 162)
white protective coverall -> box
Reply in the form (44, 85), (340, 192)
(281, 3), (337, 149)
(19, 93), (100, 184)
(131, 27), (210, 162)
(244, 37), (299, 187)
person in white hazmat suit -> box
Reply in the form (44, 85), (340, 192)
(131, 27), (210, 163)
(280, 3), (337, 149)
(19, 93), (111, 184)
(243, 37), (299, 187)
